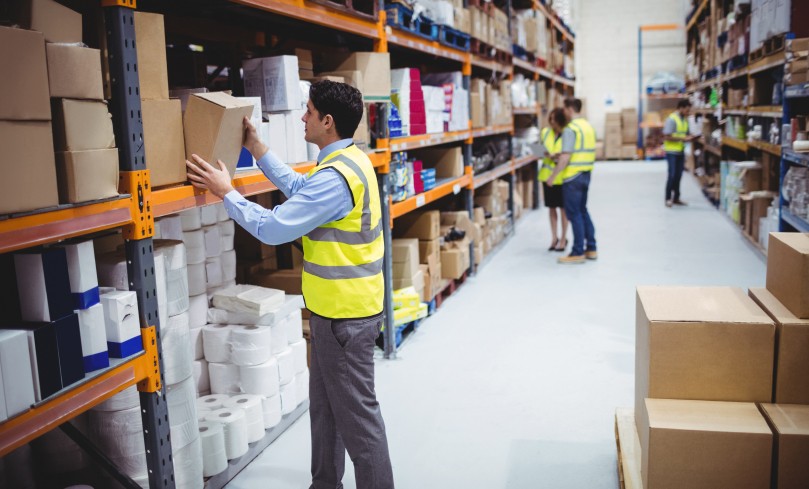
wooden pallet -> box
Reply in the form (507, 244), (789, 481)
(750, 33), (786, 63)
(615, 408), (642, 489)
(468, 0), (494, 15)
(433, 271), (468, 309)
(470, 38), (511, 65)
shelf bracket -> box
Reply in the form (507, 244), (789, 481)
(120, 170), (154, 240)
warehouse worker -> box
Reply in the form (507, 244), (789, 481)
(186, 81), (395, 489)
(547, 97), (597, 264)
(663, 100), (694, 207)
(539, 108), (569, 252)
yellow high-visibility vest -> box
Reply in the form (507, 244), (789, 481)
(664, 112), (688, 153)
(561, 117), (596, 182)
(538, 127), (563, 185)
(301, 144), (384, 319)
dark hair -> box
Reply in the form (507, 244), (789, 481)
(563, 97), (582, 113)
(549, 108), (568, 129)
(677, 99), (692, 109)
(309, 80), (364, 139)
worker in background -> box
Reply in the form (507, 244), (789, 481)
(547, 97), (597, 265)
(663, 99), (695, 207)
(186, 81), (395, 489)
(539, 108), (569, 252)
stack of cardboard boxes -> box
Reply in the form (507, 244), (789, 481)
(635, 232), (809, 489)
(604, 108), (638, 160)
(604, 113), (622, 160)
(470, 79), (513, 129)
(393, 211), (441, 302)
(785, 38), (809, 86)
(512, 10), (549, 61)
(474, 180), (510, 259)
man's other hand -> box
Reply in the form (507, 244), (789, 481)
(186, 155), (235, 199)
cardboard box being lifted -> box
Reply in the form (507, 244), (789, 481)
(0, 121), (59, 214)
(766, 233), (809, 319)
(142, 99), (187, 187)
(183, 92), (255, 177)
(45, 44), (104, 100)
(0, 26), (51, 121)
(760, 403), (809, 489)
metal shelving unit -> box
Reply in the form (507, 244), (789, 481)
(781, 85), (809, 232)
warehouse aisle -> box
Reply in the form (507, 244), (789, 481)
(226, 161), (766, 489)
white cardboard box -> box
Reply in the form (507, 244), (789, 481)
(285, 110), (308, 164)
(100, 291), (141, 347)
(77, 303), (109, 371)
(15, 249), (73, 322)
(243, 56), (303, 112)
(265, 114), (288, 163)
(0, 330), (35, 418)
(62, 240), (98, 308)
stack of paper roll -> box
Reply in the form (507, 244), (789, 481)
(154, 240), (190, 317)
(87, 404), (147, 481)
(166, 378), (203, 489)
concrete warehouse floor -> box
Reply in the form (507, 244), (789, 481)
(226, 161), (767, 489)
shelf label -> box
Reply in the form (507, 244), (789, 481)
(452, 184), (461, 195)
(416, 195), (426, 207)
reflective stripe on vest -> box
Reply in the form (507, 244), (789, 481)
(301, 145), (384, 319)
(562, 118), (596, 182)
(538, 127), (564, 185)
(664, 113), (688, 153)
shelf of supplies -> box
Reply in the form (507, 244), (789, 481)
(785, 83), (809, 98)
(748, 140), (782, 156)
(721, 66), (748, 83)
(782, 209), (809, 233)
(471, 54), (511, 73)
(0, 350), (149, 457)
(722, 136), (749, 152)
(645, 93), (687, 100)
(686, 0), (709, 30)
(748, 52), (785, 75)
(555, 75), (575, 87)
(388, 130), (470, 152)
(724, 108), (747, 116)
(534, 0), (574, 41)
(231, 0), (380, 39)
(387, 28), (468, 64)
(513, 57), (540, 76)
(513, 106), (539, 115)
(693, 107), (715, 116)
(704, 143), (722, 156)
(472, 124), (513, 139)
(391, 172), (472, 219)
(0, 196), (132, 254)
(473, 162), (513, 189)
(513, 154), (539, 170)
(783, 149), (809, 167)
(747, 106), (783, 118)
(640, 122), (664, 129)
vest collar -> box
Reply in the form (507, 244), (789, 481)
(318, 138), (354, 164)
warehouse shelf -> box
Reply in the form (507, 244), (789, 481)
(748, 140), (782, 156)
(703, 143), (722, 156)
(555, 75), (575, 87)
(391, 170), (473, 219)
(644, 93), (687, 100)
(513, 105), (540, 115)
(747, 106), (783, 118)
(472, 124), (514, 139)
(783, 149), (809, 167)
(471, 54), (511, 74)
(534, 0), (574, 41)
(512, 58), (556, 81)
(388, 130), (471, 152)
(513, 154), (539, 170)
(0, 195), (133, 254)
(231, 0), (380, 39)
(474, 162), (514, 189)
(724, 108), (747, 116)
(387, 28), (468, 64)
(785, 83), (809, 98)
(0, 349), (151, 458)
(693, 107), (715, 115)
(686, 0), (709, 30)
(782, 209), (809, 233)
(721, 136), (749, 152)
(748, 52), (785, 75)
(721, 66), (748, 83)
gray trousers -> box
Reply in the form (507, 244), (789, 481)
(309, 313), (394, 489)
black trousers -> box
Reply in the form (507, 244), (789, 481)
(665, 152), (685, 201)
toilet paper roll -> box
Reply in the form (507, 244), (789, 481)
(203, 225), (222, 258)
(197, 407), (211, 422)
(158, 215), (184, 240)
(221, 250), (237, 282)
(209, 362), (241, 395)
(295, 369), (309, 404)
(205, 256), (224, 288)
(230, 325), (272, 367)
(261, 394), (282, 429)
(196, 394), (230, 412)
(290, 339), (307, 375)
(284, 309), (304, 343)
(183, 230), (206, 265)
(200, 205), (219, 226)
(162, 312), (193, 385)
(193, 359), (210, 394)
(276, 347), (295, 385)
(202, 324), (232, 363)
(205, 408), (248, 460)
(190, 325), (204, 361)
(180, 208), (202, 231)
(93, 385), (140, 412)
(156, 239), (187, 270)
(87, 406), (146, 477)
(173, 436), (203, 489)
(271, 322), (289, 355)
(224, 395), (265, 443)
(155, 251), (169, 329)
(188, 294), (209, 329)
(216, 203), (230, 222)
(187, 263), (207, 296)
(219, 221), (235, 252)
(198, 421), (228, 477)
(166, 377), (200, 451)
(239, 357), (279, 397)
(206, 295), (305, 327)
(279, 379), (297, 415)
(166, 268), (190, 317)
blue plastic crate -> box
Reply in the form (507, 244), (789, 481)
(385, 3), (439, 41)
(438, 25), (471, 51)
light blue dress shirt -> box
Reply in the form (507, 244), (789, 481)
(223, 139), (355, 245)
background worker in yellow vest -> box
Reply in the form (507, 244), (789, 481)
(539, 108), (569, 252)
(663, 100), (696, 207)
(548, 98), (597, 264)
(185, 81), (395, 489)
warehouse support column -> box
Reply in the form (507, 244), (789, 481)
(379, 173), (396, 359)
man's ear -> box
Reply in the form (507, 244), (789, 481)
(323, 114), (334, 130)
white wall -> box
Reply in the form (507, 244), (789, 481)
(572, 0), (688, 138)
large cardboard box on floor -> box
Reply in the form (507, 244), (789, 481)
(55, 149), (119, 204)
(760, 403), (809, 489)
(142, 99), (187, 187)
(19, 0), (82, 43)
(51, 100), (116, 152)
(45, 44), (104, 100)
(766, 233), (809, 319)
(749, 287), (809, 404)
(635, 286), (776, 431)
(394, 211), (441, 240)
(0, 121), (59, 214)
(0, 26), (51, 121)
(621, 144), (637, 160)
(621, 108), (638, 144)
(134, 11), (170, 100)
(639, 399), (772, 489)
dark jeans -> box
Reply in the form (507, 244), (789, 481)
(309, 313), (394, 489)
(665, 152), (685, 201)
(562, 172), (596, 257)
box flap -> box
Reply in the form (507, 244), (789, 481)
(195, 91), (255, 110)
(749, 288), (809, 327)
(646, 399), (771, 434)
(770, 232), (809, 254)
(637, 286), (773, 324)
(761, 404), (809, 436)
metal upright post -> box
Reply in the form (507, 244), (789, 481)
(104, 3), (175, 488)
(379, 173), (396, 358)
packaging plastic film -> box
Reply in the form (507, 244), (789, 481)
(157, 239), (187, 270)
(155, 240), (190, 316)
(166, 377), (200, 450)
(154, 249), (169, 329)
(279, 379), (298, 415)
(173, 435), (204, 489)
(183, 230), (206, 265)
(180, 208), (202, 231)
(290, 339), (307, 375)
(207, 295), (304, 327)
(193, 359), (210, 394)
(202, 324), (232, 363)
(190, 326), (204, 361)
(270, 320), (290, 355)
(295, 369), (309, 403)
(197, 407), (212, 422)
(211, 284), (285, 317)
(284, 309), (304, 343)
(205, 408), (248, 460)
(230, 325), (272, 367)
(203, 225), (222, 258)
(224, 395), (265, 443)
(215, 202), (229, 222)
(87, 406), (147, 477)
(187, 263), (207, 296)
(205, 256), (224, 288)
(221, 250), (237, 282)
(188, 294), (209, 329)
(239, 357), (279, 397)
(276, 348), (295, 385)
(219, 220), (235, 252)
(93, 385), (140, 411)
(196, 394), (230, 412)
(200, 205), (219, 226)
(209, 362), (241, 395)
(198, 421), (228, 477)
(162, 312), (193, 385)
(158, 215), (184, 240)
(261, 394), (283, 429)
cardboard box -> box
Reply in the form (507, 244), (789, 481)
(142, 99), (187, 187)
(243, 56), (303, 112)
(441, 247), (469, 280)
(394, 211), (441, 240)
(391, 239), (419, 279)
(45, 44), (103, 100)
(0, 26), (51, 121)
(470, 92), (485, 128)
(620, 144), (637, 160)
(134, 11), (169, 100)
(303, 75), (346, 84)
(441, 211), (477, 243)
(318, 70), (364, 95)
(250, 268), (303, 295)
(21, 0), (82, 43)
(393, 269), (424, 292)
(183, 92), (255, 177)
(332, 52), (391, 100)
(413, 147), (464, 179)
(0, 121), (58, 214)
(55, 149), (119, 204)
(749, 287), (809, 404)
(639, 399), (772, 489)
(766, 233), (809, 319)
(51, 99), (116, 152)
(419, 239), (441, 266)
(635, 286), (776, 429)
(760, 403), (809, 489)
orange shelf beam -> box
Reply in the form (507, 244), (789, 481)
(472, 124), (514, 139)
(391, 172), (472, 219)
(230, 0), (380, 39)
(471, 54), (511, 74)
(513, 154), (539, 170)
(388, 130), (471, 152)
(474, 161), (514, 189)
(722, 136), (749, 152)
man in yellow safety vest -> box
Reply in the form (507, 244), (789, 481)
(186, 81), (394, 489)
(663, 100), (695, 207)
(547, 97), (597, 264)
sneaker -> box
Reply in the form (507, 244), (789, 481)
(665, 200), (673, 208)
(585, 251), (598, 260)
(673, 200), (688, 206)
(558, 255), (586, 264)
